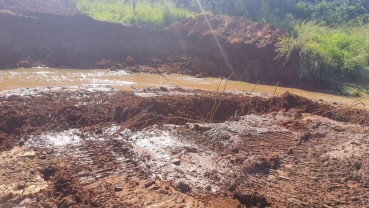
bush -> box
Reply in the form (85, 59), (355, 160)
(276, 23), (369, 82)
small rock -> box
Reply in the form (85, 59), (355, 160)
(150, 186), (160, 191)
(175, 181), (191, 193)
(278, 176), (290, 181)
(351, 197), (359, 201)
(145, 181), (155, 188)
(205, 185), (212, 192)
(171, 159), (181, 166)
(20, 151), (36, 158)
(114, 187), (123, 192)
(311, 177), (319, 182)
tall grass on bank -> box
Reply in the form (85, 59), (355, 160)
(75, 0), (207, 27)
(276, 23), (369, 83)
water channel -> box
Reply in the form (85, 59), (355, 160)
(0, 68), (367, 109)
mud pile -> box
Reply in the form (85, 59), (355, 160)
(1, 88), (369, 207)
(0, 1), (294, 84)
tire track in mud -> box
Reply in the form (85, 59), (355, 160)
(1, 88), (369, 207)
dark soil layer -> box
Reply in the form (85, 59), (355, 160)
(1, 90), (368, 152)
(0, 0), (301, 85)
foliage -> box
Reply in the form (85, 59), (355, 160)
(190, 0), (369, 28)
(75, 0), (207, 28)
(74, 0), (369, 84)
(341, 85), (363, 97)
(276, 23), (369, 82)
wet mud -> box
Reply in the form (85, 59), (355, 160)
(1, 87), (369, 207)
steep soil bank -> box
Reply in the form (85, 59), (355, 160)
(0, 3), (294, 85)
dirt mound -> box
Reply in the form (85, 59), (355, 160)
(168, 15), (282, 48)
(165, 15), (288, 83)
(0, 11), (299, 85)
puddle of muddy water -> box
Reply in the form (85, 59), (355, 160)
(21, 113), (300, 193)
(0, 68), (368, 108)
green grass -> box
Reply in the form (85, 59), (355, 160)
(75, 0), (208, 28)
(341, 85), (364, 97)
(276, 23), (369, 83)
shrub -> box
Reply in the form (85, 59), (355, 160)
(277, 23), (369, 82)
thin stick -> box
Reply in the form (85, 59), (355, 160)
(207, 78), (223, 122)
(212, 73), (233, 122)
(222, 73), (233, 93)
(273, 81), (280, 98)
(250, 81), (259, 94)
(270, 81), (280, 109)
(351, 99), (362, 107)
(216, 78), (224, 93)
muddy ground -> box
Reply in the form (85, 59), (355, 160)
(0, 86), (369, 207)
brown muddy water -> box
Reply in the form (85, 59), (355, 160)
(0, 68), (368, 108)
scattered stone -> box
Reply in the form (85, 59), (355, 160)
(20, 151), (36, 158)
(114, 187), (123, 192)
(145, 181), (155, 188)
(171, 159), (181, 166)
(278, 176), (290, 181)
(205, 185), (212, 192)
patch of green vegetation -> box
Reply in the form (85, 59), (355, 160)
(75, 0), (208, 28)
(277, 23), (369, 83)
(74, 0), (369, 87)
(341, 85), (363, 97)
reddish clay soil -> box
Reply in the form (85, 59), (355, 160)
(0, 0), (303, 86)
(1, 89), (368, 152)
(1, 89), (369, 207)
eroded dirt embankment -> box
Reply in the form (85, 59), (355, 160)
(1, 88), (369, 207)
(0, 10), (293, 84)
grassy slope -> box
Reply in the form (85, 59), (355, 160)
(75, 0), (206, 27)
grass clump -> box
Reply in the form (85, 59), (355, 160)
(277, 23), (369, 83)
(341, 85), (363, 97)
(75, 0), (208, 28)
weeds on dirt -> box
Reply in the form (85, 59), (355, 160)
(341, 85), (364, 97)
(206, 73), (233, 123)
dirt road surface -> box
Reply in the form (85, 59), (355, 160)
(0, 87), (368, 207)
